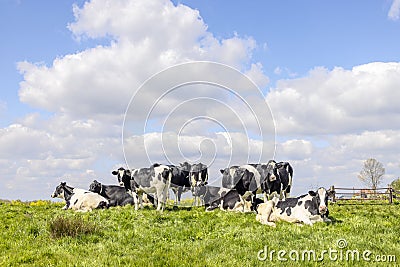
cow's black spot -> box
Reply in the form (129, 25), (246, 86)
(304, 199), (318, 215)
(74, 199), (79, 205)
(297, 201), (302, 206)
(285, 207), (292, 216)
(84, 191), (90, 194)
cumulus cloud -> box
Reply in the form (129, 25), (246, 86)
(388, 0), (400, 20)
(2, 0), (399, 201)
(267, 62), (400, 135)
(18, 0), (265, 122)
(1, 0), (271, 200)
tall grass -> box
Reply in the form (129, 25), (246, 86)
(49, 215), (100, 238)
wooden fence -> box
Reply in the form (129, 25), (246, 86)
(330, 185), (400, 204)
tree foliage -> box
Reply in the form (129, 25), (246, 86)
(358, 158), (385, 189)
(390, 178), (400, 191)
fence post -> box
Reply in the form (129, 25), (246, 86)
(330, 185), (336, 202)
(389, 187), (393, 204)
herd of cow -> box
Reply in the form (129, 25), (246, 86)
(51, 160), (334, 226)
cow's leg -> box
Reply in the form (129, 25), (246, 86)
(256, 201), (276, 227)
(263, 192), (269, 202)
(192, 196), (198, 207)
(298, 214), (313, 226)
(138, 193), (144, 209)
(323, 216), (332, 222)
(285, 184), (291, 198)
(155, 186), (167, 211)
(177, 187), (183, 205)
(132, 192), (139, 210)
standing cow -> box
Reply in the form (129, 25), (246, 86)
(112, 167), (155, 206)
(168, 164), (191, 205)
(51, 182), (109, 212)
(189, 162), (209, 206)
(256, 187), (333, 227)
(117, 164), (172, 211)
(263, 160), (293, 200)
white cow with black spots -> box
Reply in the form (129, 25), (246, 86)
(51, 182), (109, 212)
(256, 187), (334, 227)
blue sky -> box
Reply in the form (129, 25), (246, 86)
(1, 0), (400, 200)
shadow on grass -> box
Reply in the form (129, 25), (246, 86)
(326, 216), (343, 225)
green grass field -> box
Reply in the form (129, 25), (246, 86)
(0, 199), (399, 266)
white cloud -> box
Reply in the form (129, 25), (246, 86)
(18, 0), (266, 122)
(1, 0), (272, 200)
(2, 0), (399, 201)
(267, 62), (400, 135)
(388, 0), (400, 20)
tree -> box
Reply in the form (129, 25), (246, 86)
(357, 158), (385, 189)
(390, 178), (400, 191)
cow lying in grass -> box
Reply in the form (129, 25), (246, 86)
(51, 182), (109, 212)
(256, 187), (334, 226)
(89, 180), (135, 207)
(193, 185), (260, 213)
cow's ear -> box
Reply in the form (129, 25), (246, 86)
(327, 189), (335, 197)
(220, 169), (224, 174)
(61, 182), (66, 186)
(112, 171), (118, 175)
(308, 190), (317, 196)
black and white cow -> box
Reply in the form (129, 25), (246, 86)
(221, 164), (262, 210)
(118, 164), (172, 211)
(168, 164), (191, 205)
(189, 162), (209, 206)
(193, 185), (253, 212)
(256, 187), (334, 227)
(262, 160), (293, 199)
(51, 182), (109, 212)
(189, 162), (208, 187)
(111, 167), (155, 206)
(89, 180), (134, 207)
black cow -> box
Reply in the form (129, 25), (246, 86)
(262, 160), (293, 200)
(89, 180), (134, 207)
(193, 185), (253, 212)
(189, 162), (208, 187)
(256, 187), (333, 226)
(190, 162), (208, 206)
(168, 164), (191, 205)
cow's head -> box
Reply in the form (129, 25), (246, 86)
(180, 162), (191, 173)
(160, 167), (171, 181)
(190, 163), (208, 187)
(220, 166), (239, 189)
(51, 182), (67, 199)
(111, 167), (131, 187)
(266, 160), (278, 182)
(89, 180), (102, 194)
(308, 187), (334, 215)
